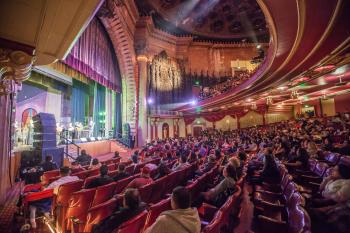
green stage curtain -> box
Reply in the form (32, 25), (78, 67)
(93, 83), (106, 136)
(71, 79), (89, 124)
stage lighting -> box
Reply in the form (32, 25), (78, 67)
(147, 98), (154, 104)
(190, 100), (197, 105)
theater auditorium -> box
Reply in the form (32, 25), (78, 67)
(0, 0), (350, 233)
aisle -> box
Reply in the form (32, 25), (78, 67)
(233, 184), (255, 233)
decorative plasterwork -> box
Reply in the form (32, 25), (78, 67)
(98, 0), (139, 133)
(0, 48), (34, 95)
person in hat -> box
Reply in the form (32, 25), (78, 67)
(125, 166), (153, 190)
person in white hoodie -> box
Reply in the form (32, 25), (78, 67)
(145, 186), (201, 233)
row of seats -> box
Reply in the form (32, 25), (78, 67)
(252, 165), (311, 233)
(68, 163), (198, 233)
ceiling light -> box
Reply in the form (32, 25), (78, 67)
(256, 44), (261, 49)
(314, 65), (335, 72)
(277, 86), (287, 90)
(246, 98), (252, 102)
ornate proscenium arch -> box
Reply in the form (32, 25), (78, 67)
(98, 0), (139, 134)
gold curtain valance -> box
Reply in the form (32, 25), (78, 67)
(48, 61), (90, 85)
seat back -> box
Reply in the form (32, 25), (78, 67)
(84, 175), (99, 188)
(116, 210), (148, 233)
(325, 153), (341, 166)
(314, 162), (329, 177)
(201, 211), (224, 233)
(125, 165), (135, 175)
(53, 180), (84, 232)
(84, 198), (118, 233)
(149, 176), (167, 203)
(339, 156), (350, 167)
(65, 188), (96, 231)
(42, 170), (60, 185)
(308, 159), (317, 172)
(139, 182), (154, 203)
(283, 182), (297, 203)
(134, 162), (146, 174)
(281, 174), (293, 191)
(89, 168), (100, 177)
(92, 182), (117, 207)
(54, 180), (84, 206)
(143, 198), (171, 231)
(115, 175), (137, 194)
(220, 186), (241, 224)
(288, 203), (311, 233)
(107, 163), (116, 171)
(74, 170), (90, 180)
(108, 170), (119, 178)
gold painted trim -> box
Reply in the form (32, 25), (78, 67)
(279, 0), (343, 81)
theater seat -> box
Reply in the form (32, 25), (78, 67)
(114, 174), (139, 194)
(143, 198), (171, 232)
(115, 210), (148, 233)
(149, 175), (168, 203)
(53, 180), (84, 233)
(84, 175), (99, 188)
(257, 192), (309, 233)
(92, 182), (117, 207)
(201, 210), (224, 233)
(220, 186), (242, 227)
(254, 181), (297, 213)
(322, 152), (341, 166)
(82, 198), (118, 233)
(74, 170), (90, 180)
(65, 188), (96, 232)
(299, 162), (329, 184)
(89, 168), (100, 177)
(42, 170), (60, 185)
(139, 182), (154, 203)
(339, 156), (350, 167)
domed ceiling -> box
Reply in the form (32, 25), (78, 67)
(135, 0), (269, 42)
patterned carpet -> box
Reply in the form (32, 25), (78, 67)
(0, 182), (23, 233)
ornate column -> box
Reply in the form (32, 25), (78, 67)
(136, 54), (148, 146)
(237, 116), (241, 129)
(154, 118), (159, 139)
(0, 47), (34, 204)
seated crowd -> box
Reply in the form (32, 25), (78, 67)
(199, 71), (252, 100)
(20, 113), (350, 233)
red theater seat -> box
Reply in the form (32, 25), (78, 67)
(89, 168), (100, 177)
(114, 175), (138, 194)
(125, 165), (135, 175)
(143, 198), (171, 231)
(74, 170), (90, 180)
(115, 210), (148, 233)
(201, 211), (224, 233)
(339, 156), (350, 166)
(92, 182), (117, 207)
(42, 170), (60, 185)
(149, 175), (168, 203)
(84, 175), (99, 188)
(83, 198), (118, 233)
(53, 180), (84, 232)
(65, 188), (96, 232)
(139, 182), (154, 203)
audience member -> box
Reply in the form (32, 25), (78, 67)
(41, 155), (58, 172)
(145, 186), (201, 233)
(113, 164), (130, 181)
(92, 188), (146, 233)
(125, 166), (153, 189)
(86, 165), (113, 189)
